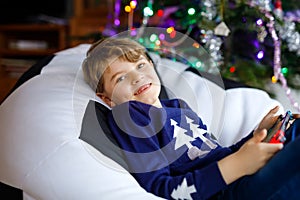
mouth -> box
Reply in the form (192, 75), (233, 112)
(134, 83), (152, 95)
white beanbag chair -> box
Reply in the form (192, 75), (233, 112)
(0, 44), (282, 199)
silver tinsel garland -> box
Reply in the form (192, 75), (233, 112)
(276, 20), (300, 56)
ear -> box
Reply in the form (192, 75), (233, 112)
(149, 59), (153, 66)
(96, 93), (116, 107)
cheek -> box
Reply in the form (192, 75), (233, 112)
(152, 73), (161, 85)
(146, 68), (158, 80)
(111, 84), (131, 100)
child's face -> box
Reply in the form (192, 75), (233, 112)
(98, 55), (162, 107)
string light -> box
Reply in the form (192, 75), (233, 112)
(130, 28), (137, 36)
(193, 42), (200, 48)
(130, 0), (137, 9)
(134, 0), (153, 40)
(121, 0), (299, 111)
(157, 9), (164, 17)
(138, 37), (144, 43)
(161, 25), (193, 47)
(256, 18), (263, 26)
(114, 19), (120, 26)
(229, 66), (236, 73)
(195, 61), (202, 68)
(124, 1), (138, 32)
(114, 0), (121, 28)
(125, 5), (131, 13)
(159, 33), (165, 40)
(144, 7), (154, 16)
(166, 27), (174, 34)
(170, 30), (176, 38)
(256, 50), (264, 59)
(188, 8), (196, 15)
(281, 67), (288, 75)
(155, 40), (161, 46)
(150, 34), (158, 42)
(248, 2), (300, 112)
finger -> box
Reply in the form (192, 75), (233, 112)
(269, 114), (283, 126)
(267, 109), (283, 126)
(293, 113), (300, 119)
(253, 129), (267, 142)
(269, 105), (280, 114)
(262, 106), (280, 121)
(266, 143), (283, 153)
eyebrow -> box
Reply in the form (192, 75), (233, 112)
(110, 70), (126, 83)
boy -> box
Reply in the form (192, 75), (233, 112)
(82, 37), (300, 200)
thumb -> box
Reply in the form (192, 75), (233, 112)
(253, 129), (267, 143)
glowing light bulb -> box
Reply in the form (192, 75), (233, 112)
(114, 19), (120, 26)
(256, 19), (263, 26)
(130, 1), (137, 9)
(130, 29), (137, 36)
(170, 30), (176, 38)
(272, 76), (277, 83)
(229, 66), (236, 73)
(138, 38), (144, 43)
(195, 61), (202, 68)
(144, 7), (153, 16)
(125, 5), (131, 13)
(281, 67), (288, 75)
(193, 42), (200, 48)
(257, 50), (264, 59)
(166, 27), (174, 34)
(159, 33), (165, 40)
(188, 8), (195, 15)
(157, 9), (164, 17)
(150, 34), (158, 42)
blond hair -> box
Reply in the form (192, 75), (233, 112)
(82, 37), (149, 93)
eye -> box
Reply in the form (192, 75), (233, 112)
(116, 75), (126, 83)
(137, 63), (145, 69)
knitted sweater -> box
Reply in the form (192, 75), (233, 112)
(108, 99), (252, 200)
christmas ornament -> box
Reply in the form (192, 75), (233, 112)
(214, 22), (231, 36)
(273, 0), (283, 19)
(114, 0), (299, 110)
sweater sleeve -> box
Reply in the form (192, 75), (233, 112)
(228, 131), (254, 152)
(133, 160), (227, 200)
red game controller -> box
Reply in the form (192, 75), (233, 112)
(263, 111), (293, 144)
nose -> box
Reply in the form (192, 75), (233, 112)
(131, 71), (144, 84)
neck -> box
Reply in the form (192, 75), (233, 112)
(152, 99), (162, 108)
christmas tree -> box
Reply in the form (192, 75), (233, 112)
(102, 0), (300, 109)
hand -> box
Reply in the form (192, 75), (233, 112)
(254, 106), (282, 137)
(235, 129), (283, 175)
(218, 128), (283, 184)
(290, 113), (300, 127)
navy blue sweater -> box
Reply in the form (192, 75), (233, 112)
(108, 99), (252, 200)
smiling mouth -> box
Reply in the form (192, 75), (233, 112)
(134, 83), (152, 95)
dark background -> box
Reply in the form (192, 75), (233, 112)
(0, 0), (73, 24)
